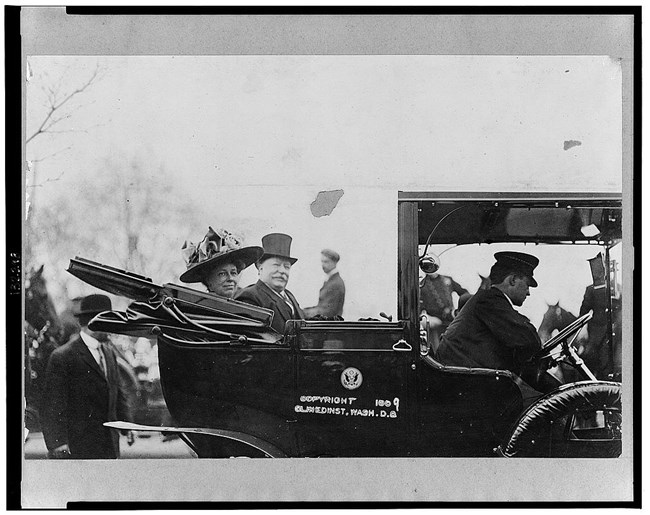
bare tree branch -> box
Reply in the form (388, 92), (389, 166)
(40, 119), (109, 137)
(27, 170), (66, 188)
(26, 66), (100, 144)
(29, 146), (73, 164)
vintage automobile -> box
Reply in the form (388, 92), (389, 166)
(67, 191), (623, 459)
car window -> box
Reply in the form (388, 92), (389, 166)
(299, 327), (404, 351)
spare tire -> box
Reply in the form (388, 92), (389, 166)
(497, 381), (621, 458)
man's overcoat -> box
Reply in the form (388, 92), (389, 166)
(311, 272), (346, 317)
(436, 287), (542, 374)
(235, 280), (305, 334)
(42, 335), (132, 459)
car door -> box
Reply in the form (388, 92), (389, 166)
(292, 320), (414, 457)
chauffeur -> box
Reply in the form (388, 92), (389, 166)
(436, 252), (554, 391)
(235, 233), (305, 334)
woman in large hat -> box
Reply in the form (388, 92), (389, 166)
(180, 227), (263, 299)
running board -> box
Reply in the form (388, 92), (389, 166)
(104, 421), (287, 458)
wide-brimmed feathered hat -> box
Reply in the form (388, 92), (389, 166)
(180, 227), (263, 283)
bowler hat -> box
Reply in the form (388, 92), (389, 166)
(259, 233), (298, 265)
(76, 294), (112, 317)
(180, 226), (264, 283)
(493, 251), (539, 287)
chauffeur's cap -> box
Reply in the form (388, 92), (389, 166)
(493, 251), (539, 287)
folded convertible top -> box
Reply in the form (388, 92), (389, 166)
(67, 256), (280, 344)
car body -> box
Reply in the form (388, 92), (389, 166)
(68, 191), (623, 458)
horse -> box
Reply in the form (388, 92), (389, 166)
(478, 274), (491, 291)
(25, 265), (64, 431)
(538, 302), (579, 343)
(537, 302), (592, 383)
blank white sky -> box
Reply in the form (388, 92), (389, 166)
(26, 55), (623, 322)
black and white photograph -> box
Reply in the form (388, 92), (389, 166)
(13, 8), (637, 507)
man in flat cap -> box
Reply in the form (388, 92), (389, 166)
(304, 249), (346, 318)
(42, 294), (134, 459)
(235, 233), (305, 334)
(436, 252), (555, 391)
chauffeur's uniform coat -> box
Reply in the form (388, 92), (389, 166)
(42, 335), (132, 459)
(236, 280), (305, 334)
(436, 287), (542, 374)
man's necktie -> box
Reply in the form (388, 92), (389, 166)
(281, 292), (295, 316)
(98, 347), (108, 377)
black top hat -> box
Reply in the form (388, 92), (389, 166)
(180, 226), (264, 283)
(493, 251), (539, 287)
(76, 294), (112, 316)
(259, 233), (298, 265)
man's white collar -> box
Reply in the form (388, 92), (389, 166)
(492, 286), (515, 309)
(80, 329), (101, 350)
(326, 267), (339, 279)
(502, 290), (516, 308)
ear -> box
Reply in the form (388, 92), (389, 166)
(507, 274), (518, 286)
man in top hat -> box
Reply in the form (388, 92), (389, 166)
(235, 233), (305, 334)
(436, 252), (554, 391)
(180, 226), (263, 298)
(41, 294), (134, 459)
(304, 249), (346, 318)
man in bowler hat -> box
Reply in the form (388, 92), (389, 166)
(42, 294), (134, 459)
(436, 252), (556, 392)
(235, 233), (305, 334)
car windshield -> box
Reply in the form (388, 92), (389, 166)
(420, 242), (622, 330)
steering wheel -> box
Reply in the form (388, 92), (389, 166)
(533, 312), (592, 361)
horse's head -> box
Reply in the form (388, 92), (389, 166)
(25, 265), (62, 340)
(538, 302), (578, 341)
